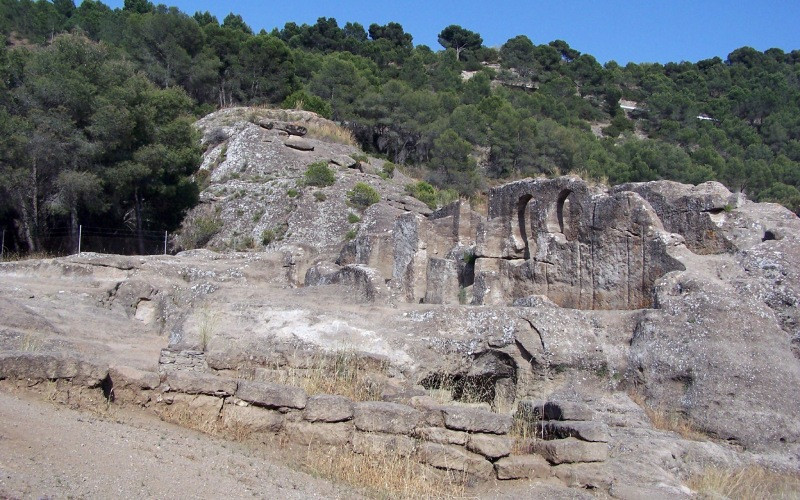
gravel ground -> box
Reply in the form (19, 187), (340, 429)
(0, 388), (360, 499)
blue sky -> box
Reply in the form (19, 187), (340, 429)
(103, 0), (800, 64)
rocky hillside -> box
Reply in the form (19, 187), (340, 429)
(179, 107), (430, 258)
(1, 109), (799, 498)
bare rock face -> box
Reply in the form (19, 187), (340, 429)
(474, 176), (686, 309)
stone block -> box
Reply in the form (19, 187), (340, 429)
(466, 434), (513, 459)
(222, 405), (283, 434)
(352, 432), (415, 457)
(284, 136), (314, 151)
(109, 365), (160, 390)
(538, 438), (608, 464)
(544, 401), (594, 421)
(539, 421), (609, 442)
(415, 442), (494, 479)
(284, 421), (352, 447)
(414, 426), (468, 446)
(164, 371), (237, 397)
(442, 406), (512, 434)
(354, 401), (421, 434)
(236, 380), (307, 409)
(303, 394), (354, 423)
(494, 455), (551, 480)
(0, 351), (108, 388)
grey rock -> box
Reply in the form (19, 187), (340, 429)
(222, 404), (284, 433)
(442, 406), (512, 434)
(283, 136), (314, 151)
(352, 432), (415, 456)
(415, 442), (494, 479)
(0, 351), (108, 388)
(466, 433), (513, 459)
(539, 421), (609, 443)
(303, 394), (354, 423)
(108, 365), (160, 390)
(164, 371), (237, 397)
(330, 155), (357, 168)
(236, 380), (307, 409)
(284, 421), (352, 446)
(494, 455), (551, 480)
(538, 438), (608, 464)
(353, 401), (421, 434)
(414, 426), (468, 445)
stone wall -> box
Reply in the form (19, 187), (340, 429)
(0, 351), (609, 483)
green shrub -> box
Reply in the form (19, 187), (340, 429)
(347, 213), (361, 224)
(177, 209), (223, 250)
(314, 191), (327, 202)
(347, 182), (380, 209)
(287, 188), (299, 198)
(281, 90), (333, 119)
(405, 181), (438, 209)
(304, 161), (336, 187)
(345, 228), (358, 240)
(261, 229), (275, 246)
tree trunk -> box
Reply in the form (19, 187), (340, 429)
(134, 187), (145, 255)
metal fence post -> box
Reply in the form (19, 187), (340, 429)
(78, 225), (82, 255)
(1, 228), (5, 261)
(164, 230), (168, 255)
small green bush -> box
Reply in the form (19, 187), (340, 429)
(287, 188), (299, 198)
(347, 213), (361, 224)
(347, 182), (380, 209)
(281, 90), (333, 119)
(261, 229), (275, 246)
(304, 161), (336, 187)
(178, 210), (222, 250)
(314, 191), (327, 202)
(345, 228), (358, 240)
(406, 181), (438, 209)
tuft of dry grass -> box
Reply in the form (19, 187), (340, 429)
(688, 466), (800, 500)
(304, 120), (358, 147)
(268, 350), (386, 402)
(301, 445), (469, 499)
(628, 390), (707, 441)
(1, 250), (58, 262)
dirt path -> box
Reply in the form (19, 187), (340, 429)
(0, 389), (360, 499)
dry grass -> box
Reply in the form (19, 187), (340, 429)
(304, 120), (358, 147)
(1, 250), (58, 262)
(269, 350), (386, 402)
(688, 465), (800, 500)
(628, 390), (707, 441)
(301, 445), (469, 499)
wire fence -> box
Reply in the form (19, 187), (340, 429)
(1, 225), (170, 261)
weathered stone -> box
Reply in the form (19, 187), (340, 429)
(303, 394), (354, 423)
(330, 155), (357, 168)
(494, 455), (551, 480)
(544, 401), (595, 421)
(424, 258), (461, 305)
(539, 421), (609, 442)
(537, 438), (608, 464)
(466, 434), (513, 459)
(284, 421), (352, 446)
(108, 365), (160, 390)
(235, 380), (307, 409)
(414, 426), (468, 445)
(0, 351), (108, 387)
(284, 136), (314, 151)
(474, 176), (686, 309)
(352, 432), (415, 456)
(517, 400), (594, 422)
(164, 371), (237, 397)
(441, 406), (512, 434)
(416, 442), (494, 479)
(222, 404), (283, 434)
(353, 401), (421, 434)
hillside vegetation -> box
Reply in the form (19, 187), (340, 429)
(1, 0), (799, 253)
